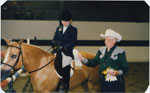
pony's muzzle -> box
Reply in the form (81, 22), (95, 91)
(1, 69), (13, 81)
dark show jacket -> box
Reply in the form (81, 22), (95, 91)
(85, 45), (129, 75)
(53, 25), (77, 58)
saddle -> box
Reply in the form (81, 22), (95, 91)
(54, 52), (74, 78)
(53, 47), (83, 78)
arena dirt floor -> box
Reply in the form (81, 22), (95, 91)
(2, 62), (149, 93)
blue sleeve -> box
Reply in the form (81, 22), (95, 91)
(53, 27), (59, 41)
(63, 28), (77, 48)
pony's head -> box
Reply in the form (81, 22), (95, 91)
(1, 38), (24, 81)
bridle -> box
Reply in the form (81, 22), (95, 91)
(2, 43), (55, 73)
(2, 43), (23, 72)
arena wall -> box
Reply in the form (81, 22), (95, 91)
(1, 20), (149, 62)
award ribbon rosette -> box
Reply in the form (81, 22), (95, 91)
(102, 67), (117, 82)
(73, 49), (83, 69)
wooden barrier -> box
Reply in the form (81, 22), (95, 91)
(1, 66), (24, 88)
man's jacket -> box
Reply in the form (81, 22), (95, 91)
(85, 45), (129, 75)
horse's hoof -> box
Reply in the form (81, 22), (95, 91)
(58, 88), (64, 93)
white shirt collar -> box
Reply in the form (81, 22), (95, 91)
(63, 26), (68, 34)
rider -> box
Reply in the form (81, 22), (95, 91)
(52, 10), (77, 92)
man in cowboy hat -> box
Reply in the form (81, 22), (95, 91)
(52, 10), (77, 92)
(79, 29), (129, 92)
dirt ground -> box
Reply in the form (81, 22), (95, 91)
(2, 62), (149, 93)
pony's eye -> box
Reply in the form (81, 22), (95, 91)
(11, 55), (17, 59)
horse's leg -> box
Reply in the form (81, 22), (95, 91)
(81, 79), (89, 92)
(91, 83), (100, 92)
(30, 77), (38, 92)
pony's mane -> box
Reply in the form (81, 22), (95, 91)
(23, 43), (53, 56)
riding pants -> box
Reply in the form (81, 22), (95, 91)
(62, 52), (72, 92)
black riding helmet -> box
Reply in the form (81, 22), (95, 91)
(60, 10), (72, 21)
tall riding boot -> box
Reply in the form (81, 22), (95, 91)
(62, 65), (70, 92)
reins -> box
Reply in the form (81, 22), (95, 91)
(28, 57), (55, 73)
(3, 43), (55, 74)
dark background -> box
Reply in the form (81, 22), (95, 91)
(1, 1), (149, 22)
(1, 1), (149, 46)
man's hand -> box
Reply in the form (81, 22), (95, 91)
(107, 69), (119, 76)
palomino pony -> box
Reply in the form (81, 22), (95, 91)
(1, 39), (100, 92)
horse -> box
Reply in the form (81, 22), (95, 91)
(1, 39), (100, 92)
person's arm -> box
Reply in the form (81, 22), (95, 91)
(53, 27), (59, 41)
(120, 52), (129, 75)
(108, 51), (129, 76)
(110, 51), (129, 76)
(80, 50), (101, 67)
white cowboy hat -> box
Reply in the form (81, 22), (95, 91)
(100, 29), (122, 42)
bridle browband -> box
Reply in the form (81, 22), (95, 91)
(2, 44), (23, 72)
(2, 43), (55, 73)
